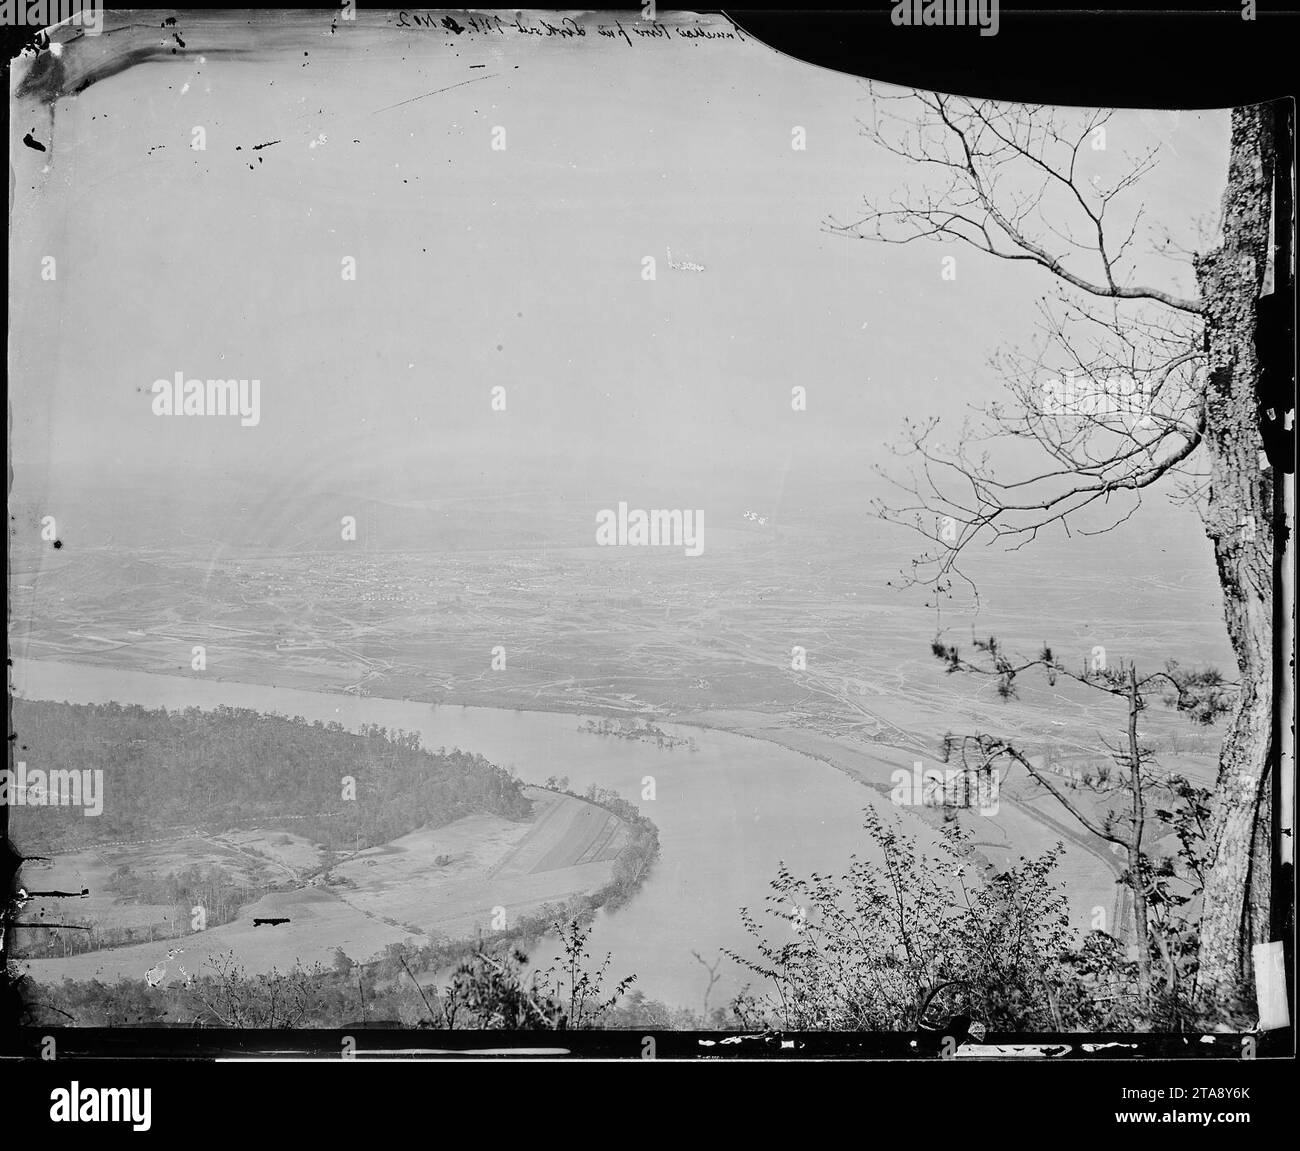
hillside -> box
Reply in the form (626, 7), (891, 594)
(8, 698), (532, 854)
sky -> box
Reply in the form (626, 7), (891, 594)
(9, 10), (1230, 513)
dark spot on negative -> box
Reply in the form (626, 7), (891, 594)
(22, 131), (46, 152)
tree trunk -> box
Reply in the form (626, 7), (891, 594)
(1126, 665), (1152, 1010)
(1193, 104), (1277, 1009)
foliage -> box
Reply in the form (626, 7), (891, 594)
(23, 862), (263, 959)
(929, 633), (1240, 1028)
(185, 951), (327, 1028)
(726, 809), (1077, 1030)
(404, 918), (635, 1029)
(534, 918), (636, 1028)
(10, 698), (533, 853)
(440, 947), (567, 1029)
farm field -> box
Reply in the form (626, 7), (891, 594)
(13, 787), (627, 987)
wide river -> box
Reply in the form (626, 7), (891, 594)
(13, 658), (941, 1011)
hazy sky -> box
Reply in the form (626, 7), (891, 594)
(9, 10), (1229, 507)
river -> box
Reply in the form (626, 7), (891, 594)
(11, 658), (948, 1011)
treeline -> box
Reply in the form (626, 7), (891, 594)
(26, 920), (713, 1031)
(9, 699), (533, 852)
(537, 780), (660, 911)
(578, 783), (660, 911)
(24, 863), (265, 959)
(24, 941), (727, 1031)
(106, 861), (257, 911)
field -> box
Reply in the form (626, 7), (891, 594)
(14, 788), (627, 987)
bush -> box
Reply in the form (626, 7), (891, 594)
(727, 808), (1078, 1030)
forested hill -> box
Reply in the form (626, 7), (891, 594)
(8, 699), (533, 852)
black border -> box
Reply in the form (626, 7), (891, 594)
(3, 4), (1296, 1103)
(725, 1), (1299, 108)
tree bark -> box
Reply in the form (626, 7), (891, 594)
(1193, 104), (1277, 1009)
(1126, 665), (1152, 1010)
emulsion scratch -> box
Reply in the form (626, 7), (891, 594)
(371, 73), (495, 116)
